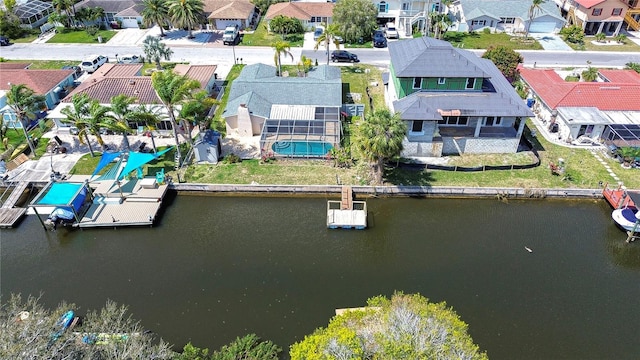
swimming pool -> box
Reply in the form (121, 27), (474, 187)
(271, 141), (333, 157)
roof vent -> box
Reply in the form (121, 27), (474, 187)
(129, 80), (136, 85)
(599, 86), (620, 90)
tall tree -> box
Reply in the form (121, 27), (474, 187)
(6, 84), (46, 157)
(85, 100), (115, 152)
(525, 0), (546, 38)
(272, 40), (293, 76)
(142, 35), (174, 70)
(0, 294), (174, 359)
(151, 70), (200, 164)
(107, 94), (137, 150)
(168, 0), (203, 39)
(142, 0), (170, 37)
(482, 45), (524, 83)
(51, 0), (74, 27)
(269, 15), (303, 39)
(333, 0), (378, 44)
(430, 13), (452, 39)
(314, 22), (341, 64)
(290, 293), (487, 360)
(60, 94), (96, 156)
(354, 109), (406, 185)
(128, 104), (164, 153)
(179, 90), (217, 131)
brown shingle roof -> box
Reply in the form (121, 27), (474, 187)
(0, 63), (31, 70)
(265, 2), (334, 21)
(64, 64), (216, 104)
(173, 64), (217, 88)
(204, 0), (255, 19)
(65, 77), (160, 104)
(0, 69), (74, 94)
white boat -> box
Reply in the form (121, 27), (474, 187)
(612, 207), (640, 232)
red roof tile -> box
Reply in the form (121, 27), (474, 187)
(575, 0), (606, 8)
(0, 69), (74, 94)
(0, 63), (31, 70)
(173, 64), (217, 88)
(520, 67), (640, 111)
(598, 69), (640, 84)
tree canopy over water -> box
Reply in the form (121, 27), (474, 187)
(290, 292), (488, 360)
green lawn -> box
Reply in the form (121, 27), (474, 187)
(567, 37), (640, 52)
(212, 64), (244, 133)
(340, 65), (385, 114)
(10, 31), (39, 43)
(443, 32), (543, 50)
(241, 20), (303, 47)
(0, 59), (80, 69)
(48, 28), (115, 44)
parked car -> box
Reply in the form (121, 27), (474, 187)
(334, 35), (344, 43)
(117, 54), (141, 64)
(0, 36), (10, 46)
(571, 136), (600, 146)
(373, 30), (387, 48)
(313, 27), (323, 41)
(80, 55), (108, 73)
(61, 65), (83, 77)
(385, 22), (399, 39)
(331, 50), (359, 63)
(222, 25), (240, 45)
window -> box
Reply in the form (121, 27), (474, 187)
(378, 1), (388, 12)
(471, 20), (486, 26)
(466, 78), (476, 89)
(442, 116), (468, 126)
(411, 120), (424, 133)
(612, 8), (622, 16)
(438, 77), (446, 85)
(500, 17), (515, 24)
(592, 8), (602, 16)
(484, 117), (502, 126)
(310, 16), (317, 22)
(413, 77), (422, 89)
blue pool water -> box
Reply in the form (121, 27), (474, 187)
(272, 141), (333, 156)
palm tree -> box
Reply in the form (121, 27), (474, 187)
(6, 84), (46, 157)
(272, 40), (293, 76)
(107, 94), (136, 150)
(168, 0), (203, 39)
(51, 0), (74, 27)
(142, 35), (174, 70)
(354, 109), (407, 185)
(526, 0), (546, 38)
(430, 13), (452, 39)
(129, 104), (164, 153)
(142, 0), (170, 37)
(61, 94), (96, 156)
(151, 70), (200, 164)
(314, 23), (341, 65)
(179, 90), (217, 132)
(84, 100), (115, 152)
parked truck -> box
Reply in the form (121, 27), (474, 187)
(222, 25), (240, 45)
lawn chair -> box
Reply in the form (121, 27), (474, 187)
(156, 168), (165, 185)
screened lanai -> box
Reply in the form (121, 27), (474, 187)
(603, 124), (640, 147)
(15, 0), (54, 29)
(260, 105), (342, 158)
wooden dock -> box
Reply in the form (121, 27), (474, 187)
(602, 183), (635, 209)
(76, 178), (169, 228)
(0, 181), (30, 228)
(327, 186), (367, 229)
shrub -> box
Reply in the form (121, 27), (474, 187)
(222, 152), (241, 164)
(614, 34), (627, 44)
(559, 25), (584, 44)
(565, 75), (580, 82)
(482, 27), (491, 34)
(594, 33), (606, 42)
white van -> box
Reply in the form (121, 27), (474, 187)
(385, 22), (398, 39)
(80, 55), (108, 73)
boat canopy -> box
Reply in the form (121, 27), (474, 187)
(30, 182), (88, 213)
(91, 151), (122, 178)
(627, 191), (640, 207)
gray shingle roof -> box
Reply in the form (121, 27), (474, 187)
(388, 37), (491, 78)
(75, 0), (140, 13)
(393, 55), (534, 119)
(223, 63), (342, 118)
(461, 0), (565, 22)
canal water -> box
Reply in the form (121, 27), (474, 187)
(1, 194), (639, 359)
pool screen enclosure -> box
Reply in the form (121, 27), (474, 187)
(259, 106), (342, 158)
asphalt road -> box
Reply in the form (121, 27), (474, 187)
(1, 42), (639, 70)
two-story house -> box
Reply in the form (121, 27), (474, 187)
(376, 0), (441, 36)
(555, 0), (628, 35)
(386, 37), (533, 157)
(622, 0), (639, 30)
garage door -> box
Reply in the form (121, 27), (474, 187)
(120, 17), (140, 28)
(215, 19), (241, 30)
(529, 21), (556, 33)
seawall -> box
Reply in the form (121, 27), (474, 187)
(171, 183), (604, 200)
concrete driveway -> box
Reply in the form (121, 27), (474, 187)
(531, 33), (573, 51)
(107, 28), (151, 46)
